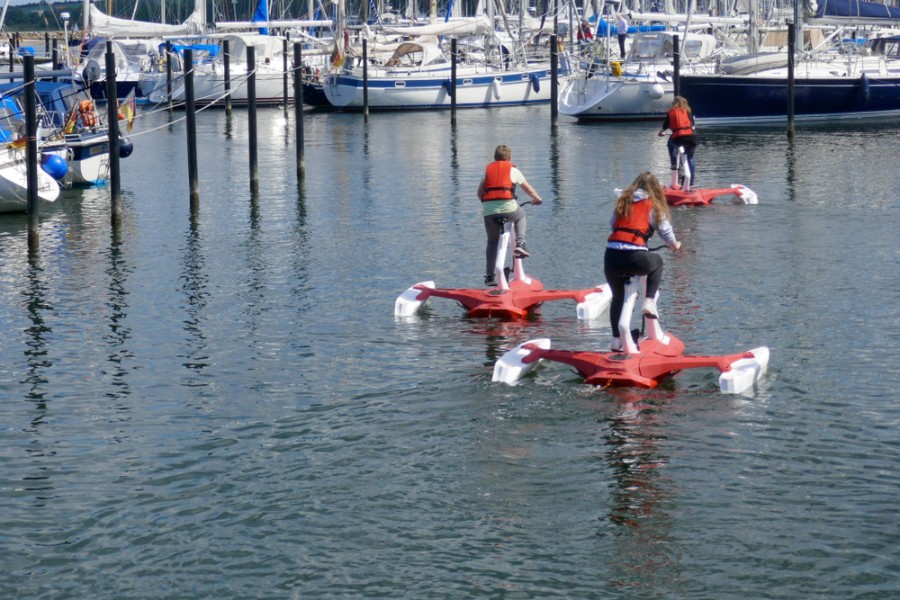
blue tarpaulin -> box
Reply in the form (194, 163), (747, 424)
(816, 0), (900, 19)
(253, 0), (269, 34)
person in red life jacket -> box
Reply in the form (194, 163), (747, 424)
(477, 144), (543, 287)
(577, 19), (594, 47)
(658, 96), (698, 190)
(604, 172), (682, 352)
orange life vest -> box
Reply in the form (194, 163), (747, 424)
(481, 161), (517, 202)
(668, 107), (693, 139)
(78, 100), (98, 127)
(608, 199), (654, 246)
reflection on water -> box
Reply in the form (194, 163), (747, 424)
(1, 107), (898, 598)
(104, 227), (133, 402)
(23, 254), (51, 403)
(180, 216), (209, 373)
(600, 392), (678, 593)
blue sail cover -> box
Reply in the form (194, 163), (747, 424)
(816, 0), (900, 19)
(593, 18), (666, 35)
(253, 0), (269, 34)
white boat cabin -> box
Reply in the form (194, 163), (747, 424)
(383, 42), (448, 68)
(627, 31), (718, 65)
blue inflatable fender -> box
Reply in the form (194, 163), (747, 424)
(119, 135), (134, 158)
(41, 153), (68, 180)
(443, 78), (455, 99)
(530, 73), (541, 93)
(859, 73), (870, 101)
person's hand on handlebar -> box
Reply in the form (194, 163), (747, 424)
(670, 240), (682, 251)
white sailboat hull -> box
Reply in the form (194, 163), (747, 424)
(323, 67), (551, 109)
(559, 75), (672, 120)
(43, 132), (112, 186)
(145, 65), (292, 106)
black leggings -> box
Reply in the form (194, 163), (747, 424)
(603, 248), (664, 338)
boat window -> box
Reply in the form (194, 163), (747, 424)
(683, 40), (706, 59)
(394, 81), (406, 88)
(885, 41), (900, 58)
(661, 40), (674, 58)
(632, 38), (662, 60)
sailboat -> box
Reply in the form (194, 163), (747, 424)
(144, 34), (298, 107)
(142, 0), (332, 107)
(559, 9), (746, 121)
(75, 0), (206, 100)
(679, 0), (900, 124)
(322, 0), (553, 110)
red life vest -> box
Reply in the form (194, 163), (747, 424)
(78, 100), (98, 127)
(668, 107), (693, 138)
(608, 199), (654, 246)
(481, 161), (517, 202)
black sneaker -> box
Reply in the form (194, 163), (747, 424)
(513, 242), (530, 258)
(484, 274), (497, 287)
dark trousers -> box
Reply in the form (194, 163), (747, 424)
(667, 136), (697, 185)
(604, 248), (663, 338)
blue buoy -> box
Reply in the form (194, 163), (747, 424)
(41, 153), (68, 180)
(530, 73), (541, 93)
(859, 73), (870, 101)
(119, 135), (134, 158)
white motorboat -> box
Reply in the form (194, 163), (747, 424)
(0, 96), (60, 213)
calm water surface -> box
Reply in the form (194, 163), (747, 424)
(1, 105), (898, 598)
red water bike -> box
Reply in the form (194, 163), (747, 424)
(395, 203), (612, 320)
(493, 270), (769, 394)
(664, 144), (758, 207)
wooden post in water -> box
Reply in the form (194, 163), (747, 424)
(183, 48), (200, 211)
(363, 39), (369, 119)
(550, 34), (558, 122)
(282, 36), (289, 116)
(673, 34), (681, 97)
(450, 37), (457, 118)
(105, 41), (123, 225)
(165, 40), (173, 111)
(787, 24), (796, 137)
(223, 39), (232, 115)
(294, 42), (305, 179)
(247, 45), (259, 193)
(24, 56), (39, 250)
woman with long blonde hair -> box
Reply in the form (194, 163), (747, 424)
(604, 172), (682, 352)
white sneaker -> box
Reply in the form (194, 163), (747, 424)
(610, 337), (623, 352)
(642, 298), (658, 319)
